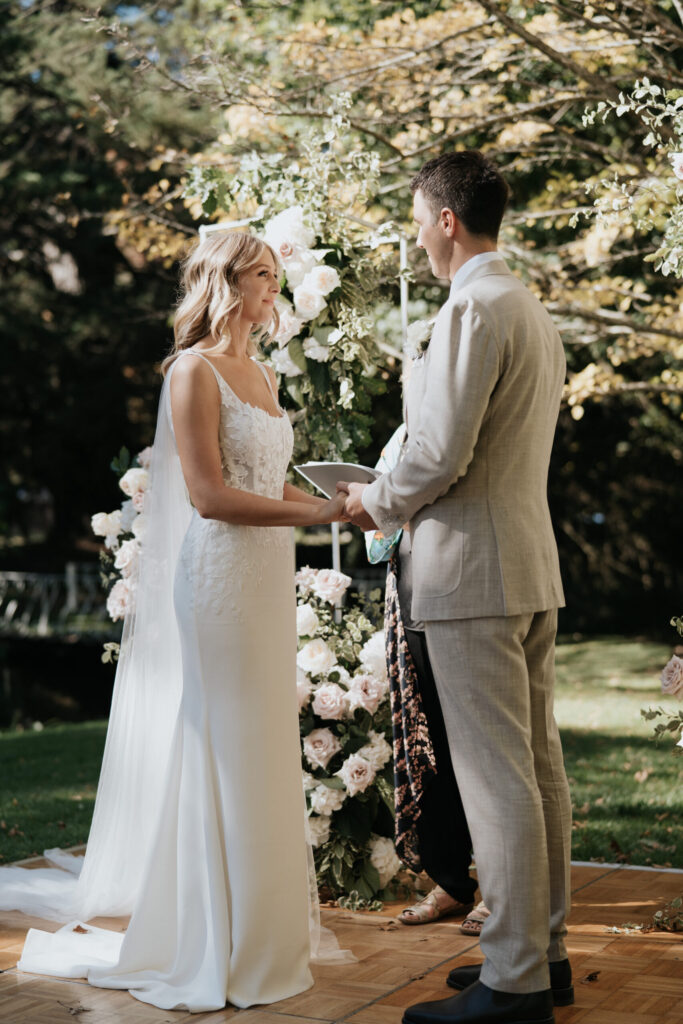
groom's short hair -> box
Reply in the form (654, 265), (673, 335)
(411, 151), (510, 239)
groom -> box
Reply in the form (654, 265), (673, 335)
(340, 151), (573, 1024)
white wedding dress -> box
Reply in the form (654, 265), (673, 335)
(2, 350), (328, 1011)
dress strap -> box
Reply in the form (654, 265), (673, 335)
(253, 359), (282, 410)
(178, 349), (226, 390)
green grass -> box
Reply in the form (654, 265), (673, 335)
(0, 721), (106, 863)
(555, 637), (682, 868)
(0, 638), (680, 867)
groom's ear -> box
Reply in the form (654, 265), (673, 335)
(439, 207), (458, 238)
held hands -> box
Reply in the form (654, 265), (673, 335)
(316, 489), (349, 524)
(336, 482), (378, 532)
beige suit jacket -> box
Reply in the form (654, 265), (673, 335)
(363, 257), (566, 621)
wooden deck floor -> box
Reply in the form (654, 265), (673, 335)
(0, 860), (681, 1023)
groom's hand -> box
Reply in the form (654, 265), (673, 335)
(336, 482), (378, 532)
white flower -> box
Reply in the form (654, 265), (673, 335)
(295, 565), (318, 594)
(280, 248), (319, 290)
(311, 568), (352, 604)
(661, 655), (683, 699)
(113, 538), (140, 580)
(270, 345), (303, 377)
(293, 284), (328, 321)
(119, 467), (149, 498)
(302, 771), (317, 790)
(302, 336), (330, 362)
(404, 318), (433, 360)
(303, 727), (341, 769)
(263, 205), (316, 252)
(119, 499), (136, 532)
(301, 264), (341, 296)
(132, 491), (145, 512)
(336, 753), (376, 796)
(296, 602), (319, 637)
(357, 729), (393, 770)
(369, 835), (401, 887)
(309, 783), (347, 816)
(312, 682), (347, 721)
(137, 446), (153, 470)
(307, 814), (332, 848)
(131, 513), (147, 541)
(346, 674), (387, 716)
(106, 578), (133, 622)
(359, 631), (388, 683)
(91, 510), (122, 539)
(670, 152), (683, 181)
(297, 638), (337, 677)
(273, 303), (304, 347)
(297, 667), (313, 711)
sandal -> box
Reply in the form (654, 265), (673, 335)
(398, 885), (474, 926)
(459, 899), (490, 936)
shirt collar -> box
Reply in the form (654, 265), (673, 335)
(449, 250), (505, 295)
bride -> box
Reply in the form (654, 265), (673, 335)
(0, 230), (349, 1011)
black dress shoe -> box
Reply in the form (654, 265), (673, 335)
(403, 980), (554, 1024)
(447, 959), (573, 1007)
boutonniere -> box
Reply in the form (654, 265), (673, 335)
(403, 318), (435, 361)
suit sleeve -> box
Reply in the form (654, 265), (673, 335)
(363, 298), (501, 535)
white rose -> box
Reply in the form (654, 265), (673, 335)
(297, 668), (313, 711)
(132, 491), (145, 512)
(302, 264), (341, 296)
(113, 538), (140, 580)
(369, 834), (401, 887)
(131, 513), (147, 541)
(293, 284), (327, 321)
(119, 467), (149, 498)
(359, 631), (388, 683)
(295, 565), (318, 594)
(137, 446), (153, 470)
(274, 303), (304, 347)
(119, 499), (136, 532)
(281, 248), (319, 290)
(346, 674), (387, 716)
(302, 336), (330, 362)
(270, 345), (303, 377)
(312, 682), (347, 721)
(311, 568), (352, 604)
(335, 752), (376, 796)
(297, 638), (337, 677)
(296, 602), (319, 637)
(309, 783), (347, 816)
(106, 578), (133, 622)
(661, 655), (683, 698)
(91, 510), (122, 539)
(670, 152), (683, 181)
(263, 205), (316, 251)
(357, 729), (393, 770)
(303, 727), (341, 769)
(307, 814), (332, 848)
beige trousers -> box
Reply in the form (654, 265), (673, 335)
(424, 609), (572, 994)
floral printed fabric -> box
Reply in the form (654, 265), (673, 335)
(384, 554), (437, 871)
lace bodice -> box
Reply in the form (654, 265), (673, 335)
(177, 350), (293, 498)
(174, 350), (295, 620)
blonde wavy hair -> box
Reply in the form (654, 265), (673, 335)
(162, 230), (281, 375)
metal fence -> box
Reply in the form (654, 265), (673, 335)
(0, 564), (110, 638)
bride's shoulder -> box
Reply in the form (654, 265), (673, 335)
(169, 350), (219, 396)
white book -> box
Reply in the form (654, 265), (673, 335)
(294, 461), (380, 499)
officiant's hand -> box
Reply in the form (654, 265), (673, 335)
(336, 482), (378, 532)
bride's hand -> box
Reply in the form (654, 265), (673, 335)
(316, 491), (348, 524)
